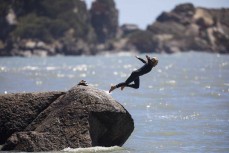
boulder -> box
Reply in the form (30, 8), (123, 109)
(0, 85), (134, 151)
(0, 91), (65, 144)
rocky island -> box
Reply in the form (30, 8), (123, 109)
(0, 84), (134, 151)
(0, 0), (228, 56)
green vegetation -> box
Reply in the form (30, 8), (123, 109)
(13, 14), (51, 42)
(3, 0), (94, 42)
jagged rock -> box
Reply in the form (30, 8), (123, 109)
(0, 85), (134, 151)
(120, 24), (140, 36)
(90, 0), (118, 43)
(141, 3), (229, 53)
(173, 3), (195, 17)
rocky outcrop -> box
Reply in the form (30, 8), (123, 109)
(0, 0), (97, 56)
(0, 1), (228, 56)
(98, 3), (229, 54)
(0, 85), (134, 151)
(90, 0), (119, 43)
(143, 3), (229, 53)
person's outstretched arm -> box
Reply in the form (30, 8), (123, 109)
(146, 55), (151, 63)
(135, 56), (146, 63)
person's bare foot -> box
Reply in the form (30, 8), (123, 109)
(109, 85), (116, 93)
(121, 86), (125, 91)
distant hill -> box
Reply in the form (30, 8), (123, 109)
(0, 1), (228, 56)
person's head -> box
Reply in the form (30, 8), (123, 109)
(151, 57), (158, 67)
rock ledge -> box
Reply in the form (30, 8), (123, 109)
(0, 85), (134, 151)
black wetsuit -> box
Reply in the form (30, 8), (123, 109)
(116, 57), (154, 89)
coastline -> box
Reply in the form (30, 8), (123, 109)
(0, 1), (228, 56)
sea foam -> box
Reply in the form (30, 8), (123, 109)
(62, 146), (123, 152)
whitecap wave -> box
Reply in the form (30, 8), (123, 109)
(62, 146), (123, 152)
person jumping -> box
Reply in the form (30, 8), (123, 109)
(109, 55), (158, 93)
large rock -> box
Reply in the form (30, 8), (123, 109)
(145, 3), (229, 53)
(0, 91), (65, 144)
(90, 0), (119, 43)
(0, 85), (134, 151)
(121, 3), (229, 53)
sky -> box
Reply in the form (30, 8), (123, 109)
(84, 0), (229, 29)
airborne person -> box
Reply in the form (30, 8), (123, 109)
(109, 55), (158, 93)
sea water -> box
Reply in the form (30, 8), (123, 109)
(0, 52), (228, 153)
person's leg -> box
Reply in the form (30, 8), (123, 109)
(109, 71), (139, 93)
(109, 80), (129, 93)
(126, 76), (140, 89)
(116, 71), (138, 88)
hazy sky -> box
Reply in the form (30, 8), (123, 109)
(84, 0), (229, 29)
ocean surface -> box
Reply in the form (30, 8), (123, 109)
(0, 52), (228, 153)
